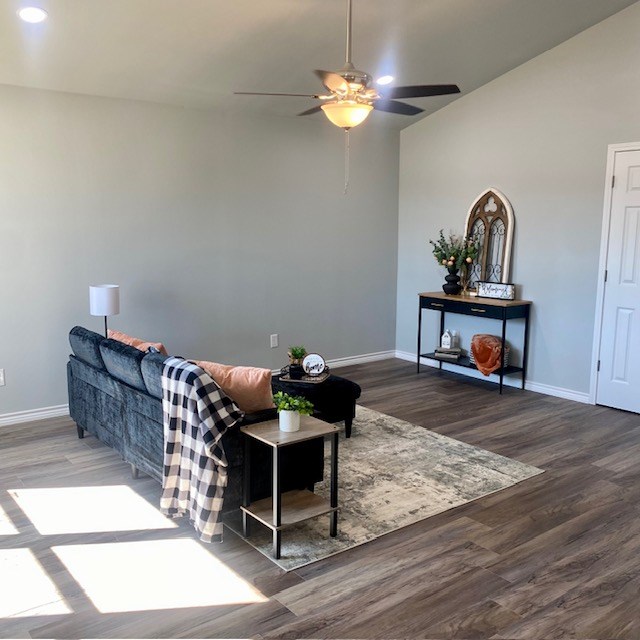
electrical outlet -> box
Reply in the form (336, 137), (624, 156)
(270, 334), (279, 349)
(0, 369), (5, 386)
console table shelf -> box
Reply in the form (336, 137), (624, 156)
(417, 292), (532, 394)
(423, 353), (524, 377)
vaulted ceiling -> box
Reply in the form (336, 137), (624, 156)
(1, 0), (637, 128)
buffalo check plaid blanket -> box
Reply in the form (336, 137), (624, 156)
(161, 357), (244, 542)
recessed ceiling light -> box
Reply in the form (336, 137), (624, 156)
(18, 7), (48, 23)
(376, 75), (394, 86)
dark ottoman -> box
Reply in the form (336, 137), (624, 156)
(271, 374), (362, 438)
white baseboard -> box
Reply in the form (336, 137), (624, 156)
(395, 350), (590, 404)
(1, 347), (590, 427)
(523, 381), (590, 404)
(326, 350), (396, 369)
(396, 350), (441, 368)
(5, 352), (397, 428)
(272, 350), (396, 374)
(0, 404), (70, 427)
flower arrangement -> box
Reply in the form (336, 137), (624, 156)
(429, 230), (479, 273)
(272, 391), (314, 416)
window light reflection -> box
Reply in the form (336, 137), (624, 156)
(9, 485), (178, 535)
(53, 539), (267, 613)
(0, 502), (18, 535)
(0, 549), (71, 617)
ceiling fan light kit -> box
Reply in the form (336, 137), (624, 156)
(321, 101), (373, 129)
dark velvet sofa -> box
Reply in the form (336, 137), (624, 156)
(67, 326), (324, 511)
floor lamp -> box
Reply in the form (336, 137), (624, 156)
(90, 284), (120, 338)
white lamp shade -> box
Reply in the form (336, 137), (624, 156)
(89, 285), (120, 317)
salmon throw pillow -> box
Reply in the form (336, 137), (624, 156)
(195, 360), (274, 413)
(108, 329), (168, 356)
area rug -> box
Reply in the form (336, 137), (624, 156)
(225, 405), (543, 571)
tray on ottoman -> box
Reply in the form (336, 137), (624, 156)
(279, 366), (331, 384)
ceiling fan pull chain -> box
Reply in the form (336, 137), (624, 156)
(344, 129), (350, 195)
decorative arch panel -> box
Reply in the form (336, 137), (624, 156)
(464, 188), (514, 288)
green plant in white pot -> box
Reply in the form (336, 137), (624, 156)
(273, 392), (314, 432)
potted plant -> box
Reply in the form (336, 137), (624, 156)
(429, 230), (479, 295)
(287, 345), (307, 379)
(273, 391), (314, 432)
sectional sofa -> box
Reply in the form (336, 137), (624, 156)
(66, 326), (324, 511)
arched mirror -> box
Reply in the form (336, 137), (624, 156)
(464, 188), (514, 288)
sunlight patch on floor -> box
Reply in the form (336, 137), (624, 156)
(8, 485), (178, 535)
(53, 538), (268, 613)
(0, 503), (18, 535)
(0, 549), (71, 617)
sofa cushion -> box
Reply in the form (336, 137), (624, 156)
(108, 329), (168, 356)
(141, 351), (167, 399)
(69, 326), (106, 370)
(195, 361), (275, 413)
(99, 339), (147, 392)
(69, 355), (121, 400)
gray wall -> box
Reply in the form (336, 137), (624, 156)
(0, 86), (399, 415)
(397, 2), (640, 395)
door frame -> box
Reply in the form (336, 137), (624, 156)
(590, 141), (640, 405)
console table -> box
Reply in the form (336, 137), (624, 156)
(417, 292), (532, 394)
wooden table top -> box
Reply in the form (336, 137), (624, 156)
(419, 291), (532, 307)
(241, 415), (339, 448)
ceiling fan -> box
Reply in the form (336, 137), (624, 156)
(234, 0), (460, 130)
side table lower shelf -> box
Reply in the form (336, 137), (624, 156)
(241, 489), (337, 529)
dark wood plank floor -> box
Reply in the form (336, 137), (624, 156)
(2, 358), (640, 639)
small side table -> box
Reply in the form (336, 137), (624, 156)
(240, 416), (339, 559)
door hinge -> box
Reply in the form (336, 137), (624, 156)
(604, 270), (608, 282)
(597, 360), (601, 372)
(612, 175), (616, 188)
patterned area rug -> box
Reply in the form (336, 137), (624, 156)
(225, 405), (543, 571)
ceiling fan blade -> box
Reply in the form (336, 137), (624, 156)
(298, 105), (323, 117)
(385, 84), (460, 100)
(314, 70), (349, 94)
(234, 92), (322, 98)
(374, 100), (424, 116)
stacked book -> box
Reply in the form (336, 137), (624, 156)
(433, 347), (463, 362)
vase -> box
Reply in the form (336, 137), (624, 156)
(288, 364), (304, 380)
(279, 410), (301, 432)
(442, 268), (462, 295)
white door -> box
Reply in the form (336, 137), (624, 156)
(597, 149), (640, 412)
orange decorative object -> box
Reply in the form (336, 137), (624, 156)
(470, 334), (503, 376)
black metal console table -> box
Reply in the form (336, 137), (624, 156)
(417, 292), (532, 394)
